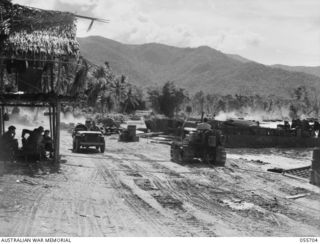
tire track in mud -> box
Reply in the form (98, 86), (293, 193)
(122, 152), (283, 236)
(62, 157), (107, 236)
(10, 156), (108, 237)
(96, 159), (176, 236)
(40, 158), (88, 236)
(125, 157), (240, 236)
(62, 154), (169, 236)
(165, 167), (293, 235)
(11, 182), (78, 236)
(210, 168), (320, 235)
(90, 202), (111, 236)
(74, 158), (130, 236)
(253, 188), (320, 234)
(3, 153), (279, 236)
(8, 185), (49, 236)
(102, 153), (220, 236)
(188, 167), (319, 236)
(98, 165), (146, 236)
(62, 149), (320, 236)
(115, 151), (319, 236)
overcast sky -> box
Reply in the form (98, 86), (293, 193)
(13, 0), (320, 66)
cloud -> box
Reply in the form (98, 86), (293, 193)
(188, 30), (263, 53)
(12, 0), (55, 10)
(54, 0), (98, 16)
(73, 0), (263, 54)
(10, 0), (320, 65)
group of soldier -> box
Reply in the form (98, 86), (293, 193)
(0, 125), (53, 162)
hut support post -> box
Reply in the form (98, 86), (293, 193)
(54, 101), (61, 164)
(52, 106), (56, 139)
(56, 62), (61, 93)
(0, 106), (3, 135)
(0, 61), (3, 135)
(0, 60), (4, 92)
(49, 105), (53, 143)
(52, 105), (56, 160)
(50, 64), (54, 93)
(1, 106), (4, 135)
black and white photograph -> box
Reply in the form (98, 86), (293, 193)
(0, 0), (319, 240)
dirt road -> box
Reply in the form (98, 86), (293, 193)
(0, 131), (320, 236)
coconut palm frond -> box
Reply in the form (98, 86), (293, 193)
(87, 19), (94, 32)
(93, 66), (106, 80)
(120, 75), (126, 84)
(87, 84), (101, 106)
(70, 59), (89, 96)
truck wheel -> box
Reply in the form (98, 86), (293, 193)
(182, 152), (193, 164)
(170, 145), (180, 163)
(215, 147), (226, 166)
(72, 142), (76, 152)
(181, 146), (194, 164)
(75, 140), (80, 153)
(100, 145), (105, 153)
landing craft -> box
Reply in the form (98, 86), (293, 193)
(145, 117), (320, 148)
(213, 118), (320, 148)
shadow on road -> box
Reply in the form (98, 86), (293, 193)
(2, 159), (62, 177)
(174, 159), (225, 170)
(68, 148), (101, 154)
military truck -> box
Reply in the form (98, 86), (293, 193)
(170, 128), (226, 166)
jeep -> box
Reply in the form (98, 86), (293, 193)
(72, 124), (105, 153)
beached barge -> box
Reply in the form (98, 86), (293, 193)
(217, 119), (320, 148)
(145, 118), (320, 148)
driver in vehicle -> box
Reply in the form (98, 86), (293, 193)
(197, 118), (212, 131)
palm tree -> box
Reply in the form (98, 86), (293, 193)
(87, 81), (102, 107)
(122, 86), (140, 113)
(86, 62), (115, 111)
(57, 57), (89, 96)
(110, 75), (127, 112)
(192, 91), (205, 116)
(92, 66), (107, 81)
(100, 90), (114, 113)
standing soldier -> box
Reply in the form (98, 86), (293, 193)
(0, 125), (18, 162)
(42, 130), (53, 158)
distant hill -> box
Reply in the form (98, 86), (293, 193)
(226, 54), (252, 63)
(272, 64), (320, 78)
(78, 36), (320, 98)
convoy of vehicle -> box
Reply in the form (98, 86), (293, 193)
(71, 115), (319, 166)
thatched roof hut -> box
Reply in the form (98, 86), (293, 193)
(0, 1), (89, 162)
(0, 0), (85, 97)
(0, 0), (79, 60)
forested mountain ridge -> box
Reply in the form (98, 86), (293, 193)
(78, 36), (320, 98)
